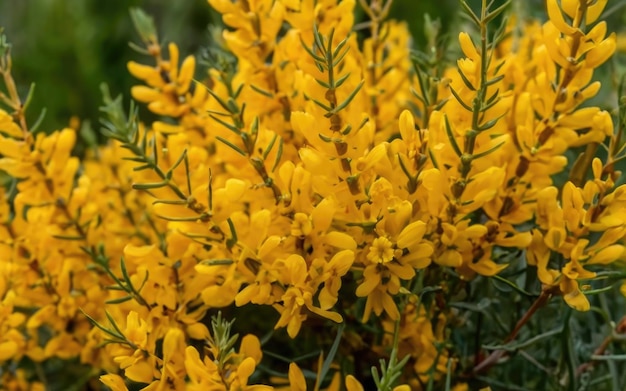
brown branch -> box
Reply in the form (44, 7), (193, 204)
(575, 316), (626, 377)
(472, 285), (559, 374)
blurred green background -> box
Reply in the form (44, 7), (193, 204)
(0, 0), (623, 132)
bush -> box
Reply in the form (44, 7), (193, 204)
(1, 0), (626, 390)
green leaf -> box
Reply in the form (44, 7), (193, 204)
(483, 327), (562, 351)
(460, 0), (481, 26)
(0, 30), (11, 58)
(216, 136), (246, 157)
(314, 323), (345, 390)
(250, 84), (274, 98)
(483, 0), (511, 25)
(309, 96), (333, 112)
(105, 310), (127, 339)
(119, 257), (133, 290)
(271, 138), (283, 173)
(314, 78), (331, 89)
(80, 309), (124, 340)
(132, 181), (168, 190)
(105, 296), (134, 305)
(51, 234), (85, 241)
(477, 112), (506, 131)
(334, 72), (351, 89)
(449, 86), (473, 111)
(225, 217), (238, 250)
(210, 114), (241, 134)
(203, 85), (233, 113)
(484, 74), (504, 87)
(130, 8), (157, 43)
(444, 115), (463, 157)
(333, 80), (364, 113)
(472, 141), (505, 160)
(299, 33), (326, 63)
(263, 133), (278, 161)
(457, 65), (476, 91)
(200, 259), (235, 266)
(29, 108), (47, 133)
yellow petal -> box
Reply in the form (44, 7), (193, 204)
(99, 374), (129, 391)
(306, 304), (343, 323)
(128, 61), (157, 80)
(459, 32), (480, 61)
(168, 43), (180, 81)
(585, 34), (616, 68)
(124, 244), (159, 258)
(397, 221), (426, 249)
(318, 285), (338, 310)
(0, 340), (18, 361)
(546, 0), (577, 35)
(0, 110), (24, 138)
(561, 0), (578, 19)
(470, 259), (507, 276)
(328, 249), (355, 276)
(237, 357), (256, 385)
(131, 86), (161, 102)
(355, 268), (381, 296)
(162, 328), (185, 362)
(382, 292), (400, 319)
(345, 375), (364, 391)
(26, 305), (55, 329)
(438, 249), (462, 267)
(324, 231), (357, 250)
(586, 0), (607, 24)
(124, 359), (155, 383)
(184, 346), (213, 384)
(544, 227), (566, 250)
(561, 279), (590, 311)
(288, 363), (307, 391)
(240, 334), (263, 364)
(186, 323), (210, 340)
(311, 197), (337, 232)
(398, 110), (416, 142)
(177, 56), (196, 94)
(589, 245), (625, 264)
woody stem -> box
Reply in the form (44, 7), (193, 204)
(473, 285), (558, 374)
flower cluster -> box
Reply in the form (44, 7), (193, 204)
(1, 0), (625, 390)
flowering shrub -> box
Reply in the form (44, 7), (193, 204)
(1, 0), (626, 390)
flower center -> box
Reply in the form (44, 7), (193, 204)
(367, 237), (395, 264)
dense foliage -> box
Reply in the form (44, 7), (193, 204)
(1, 0), (626, 390)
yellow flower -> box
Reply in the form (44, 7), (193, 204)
(157, 328), (187, 389)
(367, 236), (395, 264)
(43, 332), (83, 360)
(357, 220), (432, 321)
(184, 346), (222, 389)
(0, 329), (25, 362)
(114, 349), (157, 384)
(561, 277), (590, 311)
(288, 362), (307, 391)
(100, 374), (129, 391)
(546, 0), (578, 36)
(318, 249), (355, 310)
(345, 375), (363, 391)
(124, 311), (149, 349)
(291, 212), (313, 237)
(274, 254), (342, 337)
(128, 43), (204, 118)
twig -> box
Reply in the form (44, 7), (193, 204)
(473, 285), (559, 374)
(576, 316), (626, 377)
